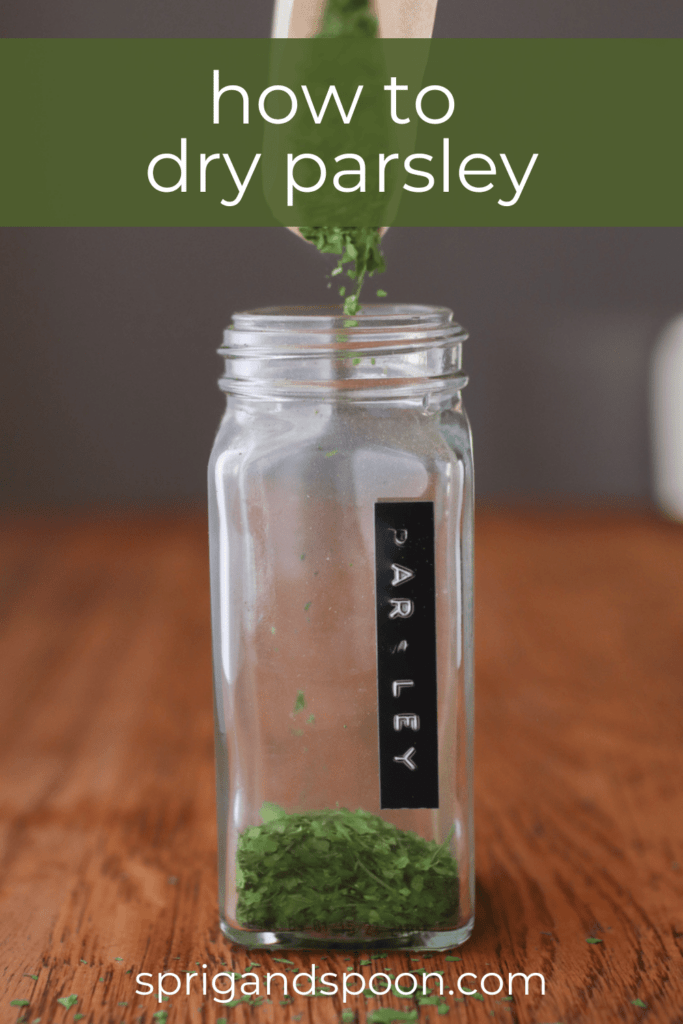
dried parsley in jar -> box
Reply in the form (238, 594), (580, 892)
(236, 805), (459, 933)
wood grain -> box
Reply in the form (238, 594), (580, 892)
(1, 510), (682, 1024)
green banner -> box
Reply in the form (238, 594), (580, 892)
(1, 39), (681, 226)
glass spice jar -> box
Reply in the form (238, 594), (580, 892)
(208, 304), (474, 950)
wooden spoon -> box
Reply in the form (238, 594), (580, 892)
(272, 0), (439, 240)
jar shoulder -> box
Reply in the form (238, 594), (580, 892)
(210, 401), (473, 471)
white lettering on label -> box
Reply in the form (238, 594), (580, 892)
(389, 599), (414, 619)
(393, 747), (418, 770)
(393, 714), (420, 731)
(391, 563), (415, 587)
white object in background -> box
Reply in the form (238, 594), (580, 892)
(651, 314), (683, 520)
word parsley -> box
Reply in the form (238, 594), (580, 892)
(235, 804), (458, 932)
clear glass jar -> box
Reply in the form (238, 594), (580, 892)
(208, 304), (474, 950)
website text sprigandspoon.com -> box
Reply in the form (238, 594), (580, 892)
(135, 965), (546, 1004)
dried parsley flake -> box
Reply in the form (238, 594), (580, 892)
(235, 805), (458, 933)
(56, 995), (78, 1009)
(367, 1011), (418, 1024)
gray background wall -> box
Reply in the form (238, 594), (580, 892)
(2, 2), (682, 509)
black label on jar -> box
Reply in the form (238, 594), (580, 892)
(374, 501), (439, 809)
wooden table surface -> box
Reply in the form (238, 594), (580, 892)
(1, 510), (682, 1024)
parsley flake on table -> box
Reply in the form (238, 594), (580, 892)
(293, 690), (306, 714)
(631, 998), (647, 1008)
(367, 1011), (418, 1024)
(56, 995), (78, 1009)
(586, 937), (603, 944)
(10, 1000), (30, 1007)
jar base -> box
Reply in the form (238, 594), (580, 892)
(219, 914), (475, 951)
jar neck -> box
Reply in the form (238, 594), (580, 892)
(218, 304), (468, 400)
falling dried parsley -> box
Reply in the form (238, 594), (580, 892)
(299, 226), (385, 318)
(235, 805), (458, 933)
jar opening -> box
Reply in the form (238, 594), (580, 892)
(230, 303), (463, 338)
(219, 303), (468, 395)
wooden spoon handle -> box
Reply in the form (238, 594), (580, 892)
(272, 0), (438, 41)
